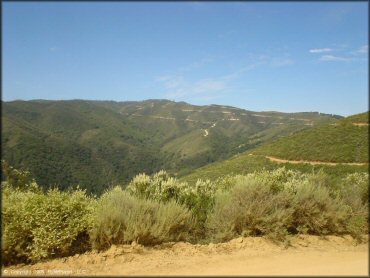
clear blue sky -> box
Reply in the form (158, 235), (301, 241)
(3, 2), (368, 116)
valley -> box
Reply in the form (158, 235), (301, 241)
(1, 99), (341, 194)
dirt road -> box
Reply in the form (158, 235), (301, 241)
(3, 235), (368, 276)
(265, 155), (368, 166)
(352, 123), (369, 126)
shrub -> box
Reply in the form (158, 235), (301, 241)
(126, 170), (188, 202)
(291, 181), (351, 235)
(247, 167), (308, 193)
(289, 172), (368, 239)
(3, 167), (368, 265)
(1, 160), (36, 191)
(215, 174), (250, 192)
(2, 184), (95, 264)
(179, 179), (216, 228)
(340, 172), (369, 206)
(89, 187), (194, 250)
(2, 183), (35, 265)
(338, 173), (369, 238)
(127, 171), (216, 234)
(206, 169), (368, 242)
(206, 177), (294, 243)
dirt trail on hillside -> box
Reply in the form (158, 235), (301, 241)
(352, 123), (369, 126)
(330, 123), (369, 126)
(3, 235), (368, 276)
(265, 155), (368, 166)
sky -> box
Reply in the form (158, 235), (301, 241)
(3, 2), (368, 116)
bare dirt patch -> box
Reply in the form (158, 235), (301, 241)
(2, 235), (368, 276)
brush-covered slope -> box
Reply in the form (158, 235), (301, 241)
(2, 99), (339, 193)
(183, 112), (369, 184)
(253, 112), (369, 163)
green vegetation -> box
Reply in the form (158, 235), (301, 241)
(183, 112), (369, 183)
(126, 170), (216, 237)
(253, 112), (369, 162)
(206, 168), (368, 243)
(2, 183), (95, 264)
(2, 165), (368, 266)
(2, 99), (338, 194)
(342, 111), (369, 124)
(90, 187), (194, 250)
(2, 100), (166, 194)
(182, 153), (369, 185)
(1, 160), (36, 190)
(206, 179), (294, 242)
(2, 102), (368, 267)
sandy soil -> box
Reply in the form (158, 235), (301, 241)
(3, 235), (368, 276)
(265, 155), (368, 166)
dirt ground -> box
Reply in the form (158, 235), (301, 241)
(2, 235), (368, 276)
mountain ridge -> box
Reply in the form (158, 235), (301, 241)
(2, 99), (343, 194)
(6, 99), (346, 118)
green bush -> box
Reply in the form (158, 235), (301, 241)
(89, 187), (194, 250)
(340, 172), (369, 206)
(3, 167), (368, 266)
(338, 173), (369, 237)
(126, 170), (188, 202)
(126, 171), (216, 234)
(206, 177), (294, 243)
(214, 174), (250, 192)
(245, 167), (309, 193)
(288, 170), (369, 240)
(1, 160), (36, 191)
(206, 169), (368, 243)
(291, 180), (353, 235)
(2, 183), (95, 264)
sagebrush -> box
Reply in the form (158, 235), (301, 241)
(2, 166), (368, 265)
(90, 187), (194, 250)
(2, 183), (95, 265)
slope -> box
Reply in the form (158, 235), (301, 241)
(253, 112), (369, 163)
(183, 112), (369, 184)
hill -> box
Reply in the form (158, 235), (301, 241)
(2, 99), (339, 194)
(253, 112), (369, 163)
(182, 112), (369, 184)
